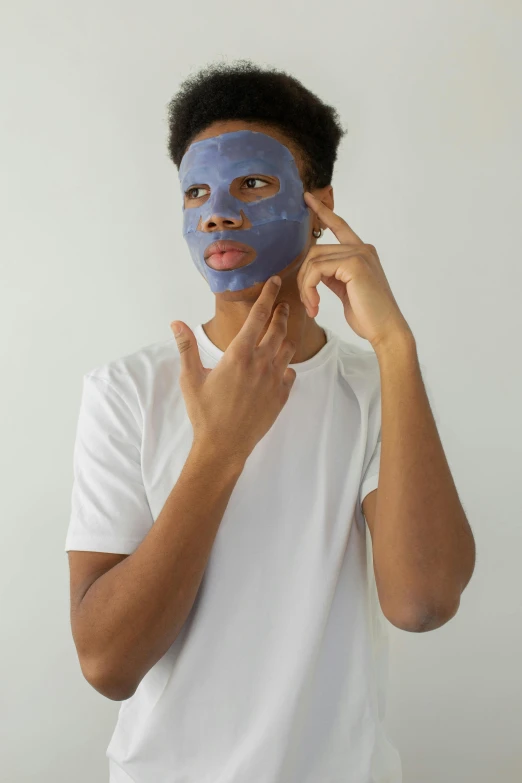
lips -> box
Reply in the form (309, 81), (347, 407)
(204, 239), (255, 270)
(204, 240), (253, 259)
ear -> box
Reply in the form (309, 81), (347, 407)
(311, 185), (334, 230)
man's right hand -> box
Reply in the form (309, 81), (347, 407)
(171, 275), (297, 463)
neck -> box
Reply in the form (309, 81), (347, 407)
(202, 278), (327, 363)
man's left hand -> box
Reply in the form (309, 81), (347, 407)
(297, 192), (413, 351)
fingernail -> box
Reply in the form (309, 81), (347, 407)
(272, 276), (281, 286)
(171, 322), (182, 336)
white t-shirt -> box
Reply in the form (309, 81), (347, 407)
(65, 323), (404, 783)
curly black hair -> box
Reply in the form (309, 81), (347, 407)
(166, 59), (347, 191)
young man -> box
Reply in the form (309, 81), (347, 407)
(65, 61), (475, 783)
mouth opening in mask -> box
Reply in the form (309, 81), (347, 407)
(204, 239), (257, 271)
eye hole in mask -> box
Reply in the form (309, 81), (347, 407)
(184, 175), (281, 208)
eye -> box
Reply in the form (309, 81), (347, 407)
(241, 177), (270, 189)
(185, 186), (209, 200)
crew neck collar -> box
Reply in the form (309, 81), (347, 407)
(194, 323), (338, 375)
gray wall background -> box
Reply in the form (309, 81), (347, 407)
(1, 0), (521, 780)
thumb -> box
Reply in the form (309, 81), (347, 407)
(170, 321), (205, 381)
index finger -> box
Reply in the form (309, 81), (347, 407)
(231, 275), (282, 350)
(304, 192), (363, 245)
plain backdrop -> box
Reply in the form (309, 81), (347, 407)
(1, 0), (521, 781)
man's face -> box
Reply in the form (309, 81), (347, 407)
(178, 122), (312, 295)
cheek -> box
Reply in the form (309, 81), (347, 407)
(182, 208), (201, 232)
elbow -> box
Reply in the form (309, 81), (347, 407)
(385, 596), (461, 633)
(80, 657), (138, 702)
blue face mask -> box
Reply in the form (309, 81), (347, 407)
(178, 129), (311, 293)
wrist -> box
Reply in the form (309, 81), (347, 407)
(372, 327), (417, 361)
(190, 436), (248, 477)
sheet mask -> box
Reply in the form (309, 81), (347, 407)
(178, 129), (311, 293)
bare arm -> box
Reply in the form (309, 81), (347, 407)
(72, 441), (245, 701)
(367, 333), (476, 631)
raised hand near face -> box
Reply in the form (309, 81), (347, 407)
(298, 192), (413, 351)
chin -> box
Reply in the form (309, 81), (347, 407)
(213, 282), (262, 303)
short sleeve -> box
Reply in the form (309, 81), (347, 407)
(65, 373), (154, 554)
(359, 433), (381, 507)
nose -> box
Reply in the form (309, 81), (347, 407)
(199, 210), (252, 233)
(201, 214), (241, 232)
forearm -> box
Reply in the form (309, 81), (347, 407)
(372, 333), (476, 624)
(76, 440), (246, 700)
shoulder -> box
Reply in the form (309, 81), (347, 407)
(84, 333), (181, 384)
(333, 333), (381, 399)
(81, 335), (182, 416)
